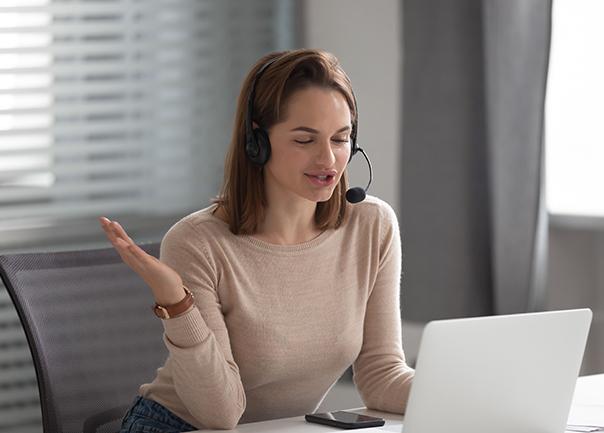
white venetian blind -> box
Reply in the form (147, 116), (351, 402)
(0, 1), (295, 431)
(0, 0), (293, 229)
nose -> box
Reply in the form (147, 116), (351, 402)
(315, 139), (336, 167)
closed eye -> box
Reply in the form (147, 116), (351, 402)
(294, 139), (349, 144)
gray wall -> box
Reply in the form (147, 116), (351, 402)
(302, 0), (603, 376)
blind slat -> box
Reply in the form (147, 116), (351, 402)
(0, 173), (192, 202)
(0, 196), (195, 220)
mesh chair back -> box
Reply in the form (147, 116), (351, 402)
(0, 244), (168, 433)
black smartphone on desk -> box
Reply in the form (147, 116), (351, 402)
(305, 411), (385, 429)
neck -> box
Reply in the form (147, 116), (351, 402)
(256, 198), (321, 246)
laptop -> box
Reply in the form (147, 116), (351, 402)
(397, 308), (592, 433)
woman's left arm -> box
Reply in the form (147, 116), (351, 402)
(352, 203), (415, 414)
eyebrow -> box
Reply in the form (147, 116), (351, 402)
(290, 126), (351, 134)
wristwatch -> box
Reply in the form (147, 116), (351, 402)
(152, 286), (194, 319)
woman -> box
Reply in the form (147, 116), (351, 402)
(100, 48), (414, 433)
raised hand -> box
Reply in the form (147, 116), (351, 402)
(98, 217), (187, 305)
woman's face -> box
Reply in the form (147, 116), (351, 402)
(264, 86), (352, 204)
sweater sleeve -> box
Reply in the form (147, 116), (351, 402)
(158, 220), (246, 430)
(352, 202), (415, 414)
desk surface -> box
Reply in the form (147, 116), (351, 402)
(568, 374), (604, 427)
(192, 374), (604, 432)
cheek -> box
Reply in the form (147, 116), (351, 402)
(266, 146), (305, 179)
(337, 146), (352, 166)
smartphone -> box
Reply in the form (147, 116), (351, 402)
(305, 410), (385, 429)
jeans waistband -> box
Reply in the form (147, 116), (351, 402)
(123, 395), (197, 432)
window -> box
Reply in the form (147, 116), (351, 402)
(0, 1), (297, 431)
(546, 0), (604, 218)
(0, 0), (297, 249)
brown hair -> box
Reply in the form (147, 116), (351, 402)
(212, 48), (357, 235)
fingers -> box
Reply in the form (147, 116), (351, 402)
(99, 217), (118, 243)
(115, 237), (143, 264)
(118, 238), (150, 262)
(112, 221), (135, 244)
(99, 217), (131, 245)
(98, 216), (150, 268)
(99, 217), (124, 244)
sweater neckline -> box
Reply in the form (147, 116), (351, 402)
(241, 227), (333, 252)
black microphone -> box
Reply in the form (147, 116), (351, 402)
(346, 147), (373, 203)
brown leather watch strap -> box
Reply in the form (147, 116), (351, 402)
(152, 286), (194, 319)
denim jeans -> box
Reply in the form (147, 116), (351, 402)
(120, 395), (198, 433)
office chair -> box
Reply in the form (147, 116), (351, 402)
(0, 244), (168, 433)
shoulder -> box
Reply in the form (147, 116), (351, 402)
(339, 194), (400, 248)
(161, 203), (228, 254)
(346, 194), (399, 228)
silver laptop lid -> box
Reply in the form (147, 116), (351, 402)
(402, 308), (592, 433)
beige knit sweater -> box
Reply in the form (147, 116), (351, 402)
(138, 195), (414, 430)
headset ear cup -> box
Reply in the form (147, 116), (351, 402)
(245, 135), (260, 161)
(348, 142), (358, 163)
(348, 120), (358, 163)
(250, 128), (271, 166)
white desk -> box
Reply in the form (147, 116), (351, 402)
(192, 374), (604, 432)
(567, 374), (604, 427)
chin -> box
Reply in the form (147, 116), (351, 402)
(302, 189), (336, 203)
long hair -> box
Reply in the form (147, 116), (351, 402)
(212, 48), (357, 235)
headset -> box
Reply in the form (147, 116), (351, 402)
(244, 55), (372, 203)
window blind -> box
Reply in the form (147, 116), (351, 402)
(0, 0), (294, 226)
(0, 0), (296, 431)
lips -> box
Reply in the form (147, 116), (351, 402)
(305, 173), (336, 186)
(305, 170), (337, 177)
(306, 174), (332, 180)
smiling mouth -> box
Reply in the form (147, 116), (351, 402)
(306, 174), (333, 180)
(305, 174), (336, 186)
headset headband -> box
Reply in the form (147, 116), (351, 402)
(245, 55), (359, 161)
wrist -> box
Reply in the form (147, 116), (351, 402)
(153, 285), (187, 306)
(153, 286), (194, 320)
